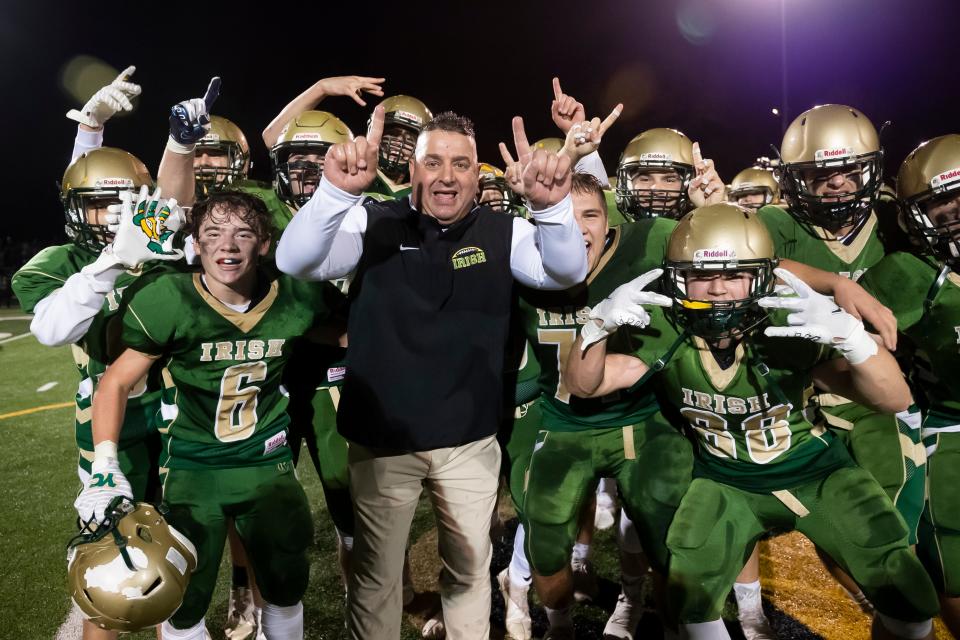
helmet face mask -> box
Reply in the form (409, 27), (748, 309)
(67, 497), (197, 632)
(61, 147), (153, 253)
(616, 164), (693, 219)
(904, 189), (960, 266)
(663, 202), (778, 341)
(897, 134), (960, 267)
(478, 163), (523, 216)
(778, 152), (882, 231)
(378, 124), (419, 180)
(274, 145), (329, 209)
(665, 262), (776, 340)
(270, 111), (352, 209)
(194, 116), (251, 198)
(778, 104), (883, 232)
(616, 128), (696, 221)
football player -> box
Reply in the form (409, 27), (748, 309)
(727, 167), (780, 211)
(370, 94), (433, 199)
(76, 190), (343, 640)
(14, 77), (212, 640)
(479, 162), (524, 216)
(565, 202), (940, 640)
(859, 133), (960, 636)
(761, 104), (925, 608)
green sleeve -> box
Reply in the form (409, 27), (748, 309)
(237, 180), (294, 233)
(623, 307), (684, 364)
(757, 205), (796, 257)
(858, 252), (936, 332)
(604, 190), (628, 226)
(11, 245), (86, 313)
(121, 277), (180, 356)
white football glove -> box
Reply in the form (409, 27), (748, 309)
(758, 267), (878, 364)
(74, 454), (133, 524)
(103, 186), (185, 269)
(66, 65), (141, 128)
(580, 268), (672, 350)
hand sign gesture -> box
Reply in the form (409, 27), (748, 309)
(550, 77), (586, 134)
(499, 116), (572, 211)
(169, 77), (221, 145)
(561, 102), (623, 163)
(581, 268), (672, 349)
(317, 75), (386, 107)
(324, 105), (384, 195)
(688, 142), (726, 207)
(67, 65), (142, 129)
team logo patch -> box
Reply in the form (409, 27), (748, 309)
(814, 147), (855, 164)
(639, 152), (672, 162)
(931, 167), (960, 190)
(327, 366), (346, 382)
(263, 431), (288, 456)
(95, 177), (134, 188)
(451, 246), (487, 270)
(693, 247), (737, 264)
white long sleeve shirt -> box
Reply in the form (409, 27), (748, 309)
(276, 177), (588, 289)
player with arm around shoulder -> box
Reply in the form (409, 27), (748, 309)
(565, 202), (939, 640)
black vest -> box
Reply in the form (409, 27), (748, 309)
(338, 197), (516, 451)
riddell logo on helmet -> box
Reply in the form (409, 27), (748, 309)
(815, 147), (854, 162)
(200, 134), (221, 144)
(393, 110), (422, 125)
(639, 152), (672, 162)
(292, 133), (323, 141)
(930, 168), (960, 189)
(693, 248), (737, 262)
(95, 178), (134, 188)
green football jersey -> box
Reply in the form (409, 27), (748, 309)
(12, 244), (173, 450)
(632, 317), (852, 492)
(235, 179), (295, 233)
(603, 190), (628, 227)
(860, 252), (960, 421)
(519, 219), (676, 431)
(121, 271), (339, 469)
(757, 204), (887, 281)
(370, 170), (412, 199)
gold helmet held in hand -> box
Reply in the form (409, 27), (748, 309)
(67, 498), (197, 632)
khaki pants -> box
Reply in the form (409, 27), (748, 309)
(346, 435), (501, 639)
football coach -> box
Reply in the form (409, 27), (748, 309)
(276, 104), (588, 639)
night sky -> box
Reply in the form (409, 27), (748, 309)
(3, 0), (958, 243)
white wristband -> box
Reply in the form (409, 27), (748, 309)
(835, 322), (879, 365)
(166, 136), (196, 155)
(94, 441), (119, 462)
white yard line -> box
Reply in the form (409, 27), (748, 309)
(36, 381), (58, 392)
(0, 332), (31, 345)
(53, 601), (83, 640)
(0, 315), (30, 321)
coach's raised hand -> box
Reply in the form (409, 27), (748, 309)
(324, 104), (384, 195)
(500, 116), (572, 211)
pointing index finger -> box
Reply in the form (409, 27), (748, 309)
(599, 103), (623, 135)
(203, 77), (221, 112)
(367, 105), (385, 147)
(552, 77), (563, 101)
(512, 116), (531, 162)
(692, 141), (704, 169)
(116, 65), (136, 83)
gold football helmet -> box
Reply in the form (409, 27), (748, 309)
(270, 110), (353, 209)
(778, 104), (883, 230)
(898, 134), (960, 265)
(478, 162), (523, 216)
(615, 128), (695, 220)
(67, 498), (197, 632)
(194, 115), (251, 196)
(376, 95), (433, 180)
(664, 202), (777, 339)
(532, 137), (564, 155)
(61, 147), (153, 252)
(727, 167), (780, 210)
